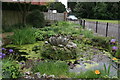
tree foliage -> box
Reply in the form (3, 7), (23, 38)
(2, 2), (47, 27)
(48, 2), (66, 13)
(2, 2), (47, 12)
(68, 2), (77, 15)
(74, 2), (119, 20)
(26, 10), (45, 28)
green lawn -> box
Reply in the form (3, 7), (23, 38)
(84, 19), (119, 24)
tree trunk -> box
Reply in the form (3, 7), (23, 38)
(18, 1), (32, 27)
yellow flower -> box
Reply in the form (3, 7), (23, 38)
(112, 58), (117, 61)
(95, 70), (100, 74)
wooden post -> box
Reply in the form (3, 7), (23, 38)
(96, 21), (98, 33)
(81, 19), (82, 25)
(64, 12), (67, 21)
(117, 63), (120, 78)
(0, 1), (2, 78)
(118, 22), (120, 43)
(83, 20), (85, 29)
(79, 19), (82, 26)
(106, 22), (109, 37)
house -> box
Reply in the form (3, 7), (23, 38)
(1, 0), (48, 5)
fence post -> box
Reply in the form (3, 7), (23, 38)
(79, 19), (82, 25)
(64, 12), (67, 21)
(96, 21), (98, 33)
(118, 63), (120, 78)
(0, 1), (2, 79)
(118, 22), (120, 43)
(106, 22), (109, 37)
(83, 20), (85, 29)
(81, 19), (82, 25)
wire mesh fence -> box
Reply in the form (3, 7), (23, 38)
(70, 19), (119, 40)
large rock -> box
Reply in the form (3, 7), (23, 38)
(42, 35), (78, 60)
(48, 35), (77, 49)
(49, 36), (69, 46)
(66, 42), (77, 49)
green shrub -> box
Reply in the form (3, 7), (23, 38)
(2, 25), (13, 32)
(2, 25), (15, 33)
(46, 31), (56, 38)
(91, 36), (110, 49)
(2, 59), (21, 78)
(115, 49), (120, 58)
(80, 29), (94, 38)
(11, 27), (36, 45)
(51, 22), (81, 35)
(2, 23), (25, 33)
(32, 61), (69, 76)
(34, 30), (45, 41)
(26, 10), (45, 28)
(41, 27), (53, 31)
(35, 29), (56, 41)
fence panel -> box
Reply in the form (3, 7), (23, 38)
(43, 12), (64, 21)
(2, 10), (22, 26)
(97, 22), (106, 37)
(85, 21), (96, 32)
(107, 23), (118, 40)
(84, 20), (118, 40)
(2, 10), (65, 26)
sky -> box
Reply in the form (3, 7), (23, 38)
(59, 0), (67, 8)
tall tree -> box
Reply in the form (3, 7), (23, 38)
(106, 2), (119, 20)
(48, 2), (66, 13)
(93, 2), (107, 19)
(74, 2), (95, 19)
(68, 2), (77, 12)
(17, 0), (33, 26)
(74, 2), (118, 20)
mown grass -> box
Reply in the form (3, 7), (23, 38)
(84, 19), (119, 24)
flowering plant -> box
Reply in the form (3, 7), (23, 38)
(110, 39), (120, 59)
(95, 70), (100, 75)
(1, 48), (19, 60)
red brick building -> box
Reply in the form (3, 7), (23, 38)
(2, 0), (47, 5)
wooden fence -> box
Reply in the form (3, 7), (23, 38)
(2, 10), (65, 26)
(44, 12), (65, 21)
(2, 10), (22, 26)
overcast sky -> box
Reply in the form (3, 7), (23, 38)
(59, 0), (67, 8)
